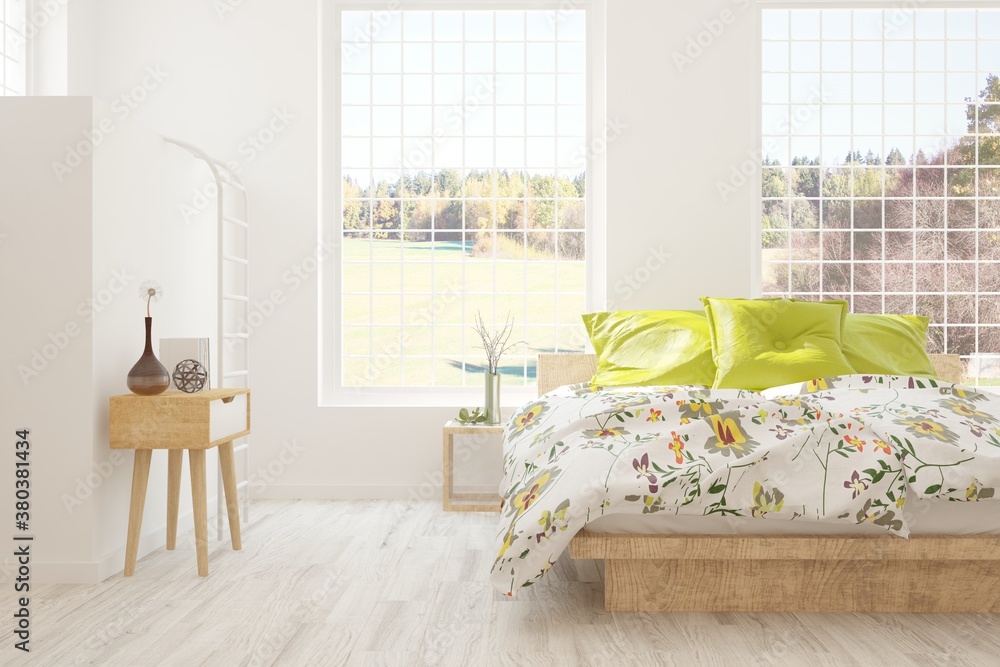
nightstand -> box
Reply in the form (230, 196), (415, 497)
(442, 421), (503, 512)
(110, 388), (250, 576)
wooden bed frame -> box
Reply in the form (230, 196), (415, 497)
(537, 352), (1000, 612)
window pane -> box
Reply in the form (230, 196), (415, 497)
(340, 9), (587, 388)
(761, 8), (1000, 383)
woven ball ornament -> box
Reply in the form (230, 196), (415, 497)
(173, 359), (208, 393)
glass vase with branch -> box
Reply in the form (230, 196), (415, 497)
(472, 311), (524, 425)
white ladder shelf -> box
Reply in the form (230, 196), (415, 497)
(165, 137), (251, 541)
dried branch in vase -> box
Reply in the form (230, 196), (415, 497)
(472, 311), (525, 375)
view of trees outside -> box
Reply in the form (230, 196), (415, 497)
(342, 169), (585, 260)
(340, 10), (588, 387)
(761, 8), (1000, 383)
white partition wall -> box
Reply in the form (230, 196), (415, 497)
(0, 97), (98, 582)
(0, 96), (218, 582)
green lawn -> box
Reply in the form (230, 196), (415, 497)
(341, 238), (587, 387)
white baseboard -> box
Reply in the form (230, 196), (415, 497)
(255, 484), (497, 500)
(32, 495), (219, 585)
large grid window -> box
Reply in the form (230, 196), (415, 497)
(0, 0), (26, 95)
(340, 9), (588, 388)
(761, 8), (1000, 384)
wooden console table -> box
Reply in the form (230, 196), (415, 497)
(110, 388), (250, 576)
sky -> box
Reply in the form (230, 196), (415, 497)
(337, 8), (1000, 174)
(762, 9), (1000, 166)
(340, 10), (588, 189)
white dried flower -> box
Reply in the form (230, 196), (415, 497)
(139, 280), (163, 301)
(138, 280), (164, 317)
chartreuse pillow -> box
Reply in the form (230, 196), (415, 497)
(582, 311), (716, 387)
(843, 313), (936, 376)
(700, 297), (855, 390)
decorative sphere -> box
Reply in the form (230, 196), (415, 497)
(173, 359), (208, 393)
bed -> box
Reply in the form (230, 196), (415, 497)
(491, 352), (1000, 612)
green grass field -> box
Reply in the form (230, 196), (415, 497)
(341, 238), (587, 387)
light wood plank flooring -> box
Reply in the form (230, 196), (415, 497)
(7, 500), (1000, 666)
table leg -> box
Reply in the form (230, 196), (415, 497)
(166, 449), (183, 550)
(189, 449), (209, 576)
(218, 441), (243, 550)
(442, 432), (454, 511)
(124, 449), (152, 576)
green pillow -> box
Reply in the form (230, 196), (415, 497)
(582, 310), (716, 387)
(700, 297), (855, 391)
(843, 313), (936, 377)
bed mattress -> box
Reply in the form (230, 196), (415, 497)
(584, 498), (1000, 536)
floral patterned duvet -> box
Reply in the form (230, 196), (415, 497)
(491, 375), (1000, 597)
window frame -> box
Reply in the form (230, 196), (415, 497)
(320, 0), (607, 407)
(754, 0), (1000, 386)
(1, 0), (29, 96)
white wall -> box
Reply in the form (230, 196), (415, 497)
(606, 0), (758, 307)
(58, 0), (766, 508)
(0, 98), (98, 580)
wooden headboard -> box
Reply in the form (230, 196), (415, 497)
(537, 353), (964, 396)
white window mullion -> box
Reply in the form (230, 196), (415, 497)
(398, 18), (407, 387)
(460, 11), (468, 387)
(818, 9), (825, 299)
(368, 12), (376, 385)
(849, 9), (855, 312)
(973, 7), (981, 385)
(880, 8), (887, 316)
(430, 10), (438, 387)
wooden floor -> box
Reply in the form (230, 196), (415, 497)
(9, 500), (1000, 666)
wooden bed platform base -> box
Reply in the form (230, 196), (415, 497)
(570, 532), (1000, 612)
(539, 352), (999, 612)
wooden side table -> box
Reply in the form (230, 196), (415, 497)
(442, 421), (503, 512)
(110, 388), (251, 576)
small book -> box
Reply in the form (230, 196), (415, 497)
(159, 337), (211, 392)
